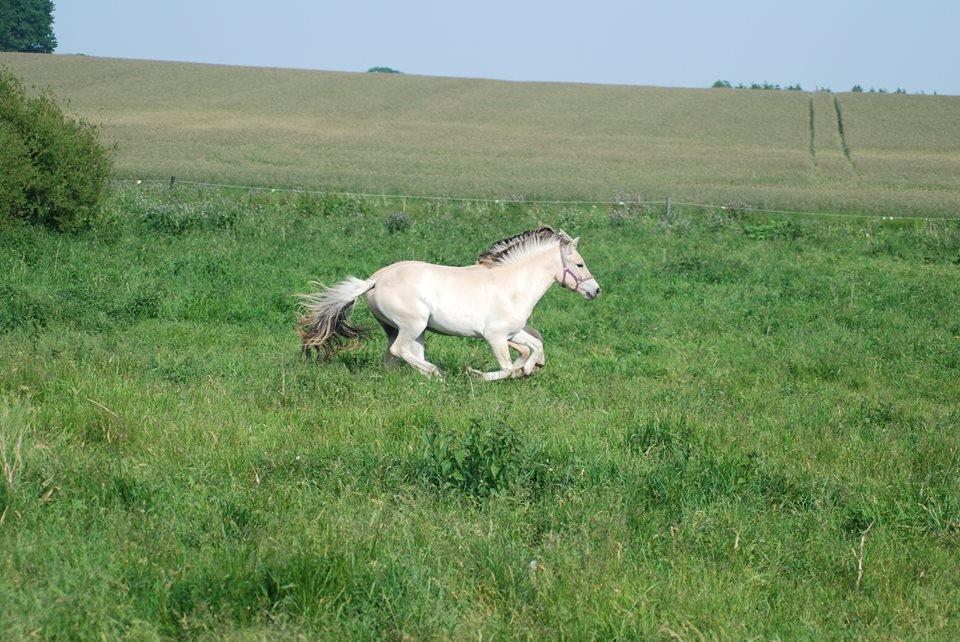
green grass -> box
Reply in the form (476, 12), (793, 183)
(2, 185), (959, 638)
(2, 53), (960, 217)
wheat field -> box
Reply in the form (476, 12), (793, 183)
(2, 52), (960, 216)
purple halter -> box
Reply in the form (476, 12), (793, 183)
(561, 266), (583, 290)
(559, 241), (586, 291)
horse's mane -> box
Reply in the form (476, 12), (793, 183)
(477, 226), (571, 267)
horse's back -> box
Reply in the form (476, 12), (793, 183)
(370, 260), (482, 286)
(366, 261), (493, 337)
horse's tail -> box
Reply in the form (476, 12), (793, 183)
(296, 277), (375, 359)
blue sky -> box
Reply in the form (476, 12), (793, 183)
(54, 1), (959, 94)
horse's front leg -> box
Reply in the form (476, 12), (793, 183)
(508, 340), (531, 370)
(509, 329), (544, 376)
(508, 325), (545, 370)
(468, 335), (518, 381)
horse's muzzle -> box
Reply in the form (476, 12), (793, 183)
(582, 281), (601, 300)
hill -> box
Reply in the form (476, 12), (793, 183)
(2, 53), (960, 216)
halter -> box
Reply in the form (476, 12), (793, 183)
(561, 266), (583, 290)
(559, 245), (585, 291)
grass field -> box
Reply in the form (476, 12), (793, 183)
(2, 53), (960, 217)
(2, 184), (959, 638)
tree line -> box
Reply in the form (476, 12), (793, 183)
(713, 80), (924, 95)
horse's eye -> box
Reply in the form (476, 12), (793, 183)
(576, 263), (584, 268)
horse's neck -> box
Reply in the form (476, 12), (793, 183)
(499, 246), (559, 309)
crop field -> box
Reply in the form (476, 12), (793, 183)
(2, 183), (959, 638)
(2, 53), (960, 217)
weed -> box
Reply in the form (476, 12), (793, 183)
(415, 420), (575, 499)
(140, 199), (244, 234)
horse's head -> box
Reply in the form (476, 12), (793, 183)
(558, 235), (601, 300)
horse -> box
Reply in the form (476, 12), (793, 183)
(296, 226), (600, 380)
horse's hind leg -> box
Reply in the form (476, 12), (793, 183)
(389, 325), (442, 378)
(378, 321), (401, 367)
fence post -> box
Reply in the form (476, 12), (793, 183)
(666, 196), (672, 218)
(170, 176), (176, 188)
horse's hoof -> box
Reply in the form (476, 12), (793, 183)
(466, 367), (485, 378)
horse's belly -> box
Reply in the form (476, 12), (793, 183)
(426, 308), (484, 338)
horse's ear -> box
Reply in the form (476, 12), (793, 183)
(572, 237), (580, 247)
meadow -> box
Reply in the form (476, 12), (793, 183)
(2, 184), (959, 638)
(2, 53), (960, 217)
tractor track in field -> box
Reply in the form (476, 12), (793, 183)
(833, 95), (856, 169)
(808, 96), (817, 166)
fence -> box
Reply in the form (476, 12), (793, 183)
(115, 178), (955, 223)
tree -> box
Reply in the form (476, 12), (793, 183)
(711, 80), (732, 89)
(368, 66), (401, 74)
(0, 0), (57, 53)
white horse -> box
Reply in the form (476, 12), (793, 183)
(297, 227), (600, 380)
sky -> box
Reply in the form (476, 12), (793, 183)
(53, 1), (960, 94)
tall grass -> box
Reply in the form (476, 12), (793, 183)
(1, 184), (958, 638)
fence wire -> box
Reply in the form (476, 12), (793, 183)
(115, 178), (956, 222)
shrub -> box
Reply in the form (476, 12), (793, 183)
(0, 120), (33, 215)
(711, 80), (732, 89)
(367, 66), (401, 74)
(384, 211), (412, 234)
(0, 68), (111, 231)
(852, 84), (864, 93)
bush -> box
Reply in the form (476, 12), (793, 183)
(384, 211), (412, 234)
(0, 68), (111, 231)
(0, 121), (33, 215)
